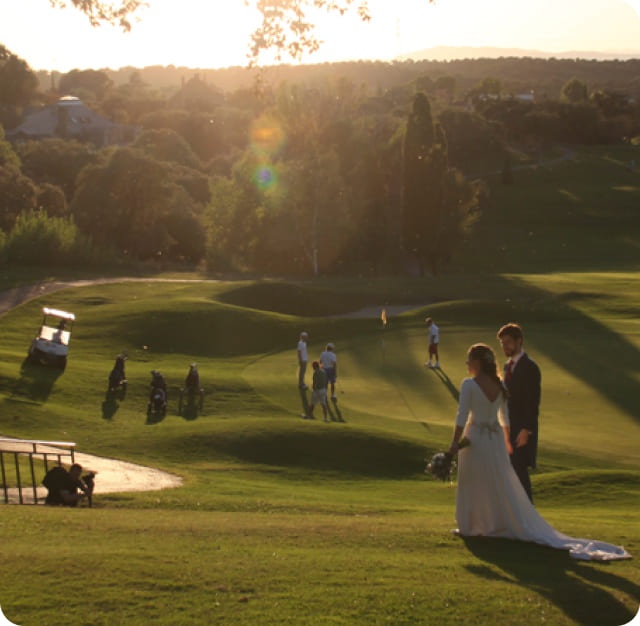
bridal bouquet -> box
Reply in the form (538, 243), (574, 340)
(425, 437), (471, 482)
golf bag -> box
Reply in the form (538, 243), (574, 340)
(147, 370), (167, 417)
(108, 354), (128, 394)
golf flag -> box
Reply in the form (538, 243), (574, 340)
(381, 307), (387, 328)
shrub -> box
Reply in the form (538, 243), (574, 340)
(3, 209), (96, 267)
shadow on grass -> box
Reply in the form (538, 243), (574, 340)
(500, 275), (640, 423)
(101, 392), (120, 420)
(329, 397), (346, 423)
(431, 367), (460, 403)
(164, 427), (426, 477)
(462, 535), (639, 626)
(362, 275), (640, 425)
(299, 387), (310, 418)
(101, 386), (127, 420)
(11, 359), (64, 403)
(180, 404), (200, 421)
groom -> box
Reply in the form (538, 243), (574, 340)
(497, 323), (541, 502)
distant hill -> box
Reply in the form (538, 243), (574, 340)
(38, 52), (640, 98)
(398, 45), (640, 62)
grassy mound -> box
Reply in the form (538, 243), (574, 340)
(218, 280), (372, 317)
(165, 421), (426, 477)
(1, 146), (639, 624)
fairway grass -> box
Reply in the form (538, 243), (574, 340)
(0, 270), (638, 625)
(1, 506), (637, 626)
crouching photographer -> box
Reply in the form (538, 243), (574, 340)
(43, 463), (95, 507)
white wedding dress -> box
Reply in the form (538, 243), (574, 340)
(454, 378), (631, 561)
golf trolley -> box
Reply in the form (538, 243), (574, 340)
(147, 370), (167, 419)
(178, 364), (204, 417)
(178, 385), (204, 417)
(107, 354), (128, 398)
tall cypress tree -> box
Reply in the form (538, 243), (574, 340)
(402, 92), (482, 275)
(402, 93), (432, 275)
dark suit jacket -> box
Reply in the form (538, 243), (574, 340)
(505, 353), (541, 468)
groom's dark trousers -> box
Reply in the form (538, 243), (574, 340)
(505, 353), (541, 503)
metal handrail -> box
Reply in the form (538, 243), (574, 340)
(0, 438), (76, 505)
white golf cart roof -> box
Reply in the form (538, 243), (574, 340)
(43, 307), (76, 321)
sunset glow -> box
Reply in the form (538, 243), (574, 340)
(0, 0), (639, 72)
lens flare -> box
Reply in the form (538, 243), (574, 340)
(250, 115), (285, 157)
(254, 163), (278, 191)
(249, 115), (285, 194)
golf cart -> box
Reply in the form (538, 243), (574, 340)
(28, 307), (75, 369)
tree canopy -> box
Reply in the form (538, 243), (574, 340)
(49, 1), (433, 62)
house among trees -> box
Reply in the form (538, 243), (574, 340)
(7, 95), (137, 146)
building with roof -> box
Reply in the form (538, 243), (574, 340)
(7, 96), (137, 146)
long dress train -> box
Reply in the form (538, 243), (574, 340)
(454, 378), (631, 561)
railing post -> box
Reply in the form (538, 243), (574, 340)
(0, 439), (76, 505)
(1, 452), (7, 504)
(15, 453), (23, 505)
(29, 453), (37, 504)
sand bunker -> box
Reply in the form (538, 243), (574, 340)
(1, 437), (182, 504)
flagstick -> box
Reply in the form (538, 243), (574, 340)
(381, 307), (387, 364)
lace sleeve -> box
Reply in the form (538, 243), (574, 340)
(455, 379), (473, 428)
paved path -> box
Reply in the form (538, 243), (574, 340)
(0, 277), (220, 316)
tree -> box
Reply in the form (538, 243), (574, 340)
(336, 112), (404, 275)
(17, 138), (97, 200)
(561, 77), (588, 104)
(402, 92), (438, 275)
(4, 210), (91, 266)
(101, 72), (166, 124)
(58, 69), (113, 100)
(0, 45), (39, 107)
(402, 92), (482, 275)
(438, 108), (503, 173)
(36, 183), (68, 217)
(138, 109), (249, 163)
(49, 1), (434, 63)
(501, 157), (513, 186)
(48, 0), (145, 30)
(434, 75), (456, 103)
(0, 125), (20, 169)
(475, 76), (502, 98)
(134, 128), (202, 169)
(559, 102), (602, 143)
(71, 147), (205, 261)
(167, 75), (224, 112)
(0, 164), (38, 231)
(0, 46), (39, 128)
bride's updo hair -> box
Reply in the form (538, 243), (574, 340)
(468, 343), (507, 397)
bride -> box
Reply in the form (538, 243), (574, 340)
(448, 343), (631, 561)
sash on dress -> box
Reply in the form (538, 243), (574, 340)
(469, 421), (500, 438)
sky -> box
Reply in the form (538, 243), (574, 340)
(1, 0), (639, 72)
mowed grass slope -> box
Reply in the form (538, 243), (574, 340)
(0, 276), (638, 625)
(1, 147), (639, 625)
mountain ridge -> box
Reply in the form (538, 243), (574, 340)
(398, 45), (640, 62)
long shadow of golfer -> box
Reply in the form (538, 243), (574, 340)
(299, 387), (311, 418)
(372, 275), (640, 426)
(101, 392), (120, 420)
(431, 367), (460, 403)
(462, 535), (638, 626)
